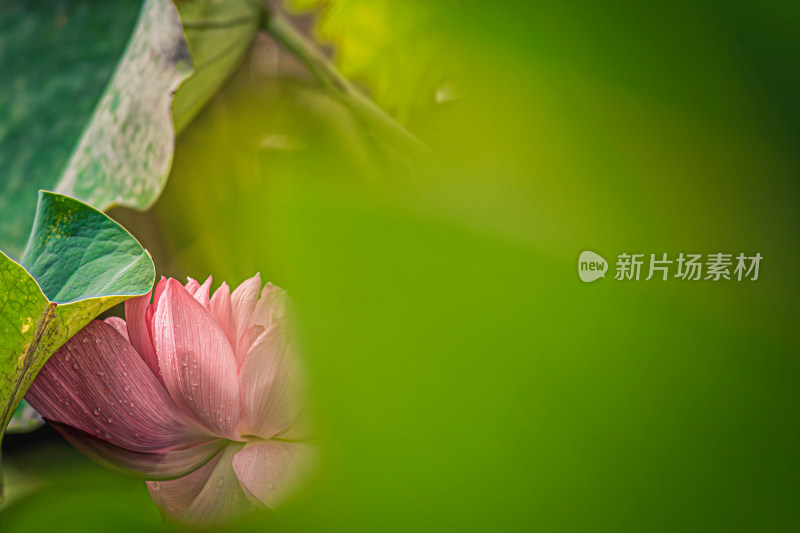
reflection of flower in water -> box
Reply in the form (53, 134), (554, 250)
(27, 275), (313, 526)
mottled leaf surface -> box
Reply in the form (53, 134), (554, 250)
(54, 0), (193, 212)
(0, 0), (141, 257)
(22, 192), (155, 303)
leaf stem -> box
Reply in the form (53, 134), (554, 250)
(263, 12), (431, 160)
(180, 15), (257, 30)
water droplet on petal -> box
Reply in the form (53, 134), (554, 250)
(93, 409), (101, 416)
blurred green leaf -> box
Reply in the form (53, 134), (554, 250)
(172, 0), (264, 134)
(153, 60), (390, 281)
(0, 192), (155, 496)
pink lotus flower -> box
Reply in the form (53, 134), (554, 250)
(27, 275), (313, 525)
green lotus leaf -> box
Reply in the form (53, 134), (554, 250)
(0, 191), (155, 496)
(0, 0), (141, 258)
(52, 0), (193, 214)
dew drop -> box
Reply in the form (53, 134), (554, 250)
(65, 354), (71, 362)
(93, 409), (101, 416)
(124, 384), (131, 391)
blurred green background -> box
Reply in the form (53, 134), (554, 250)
(2, 0), (799, 531)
